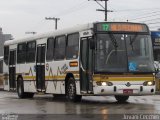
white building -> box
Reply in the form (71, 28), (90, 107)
(0, 28), (13, 56)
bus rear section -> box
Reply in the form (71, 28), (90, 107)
(151, 31), (160, 92)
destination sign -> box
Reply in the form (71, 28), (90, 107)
(95, 22), (149, 33)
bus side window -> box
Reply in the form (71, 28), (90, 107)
(66, 33), (79, 59)
(4, 46), (9, 65)
(26, 41), (36, 63)
(17, 43), (26, 63)
(54, 35), (66, 60)
(46, 37), (54, 61)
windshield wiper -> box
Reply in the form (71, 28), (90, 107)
(129, 34), (138, 50)
(109, 34), (118, 51)
(129, 34), (138, 51)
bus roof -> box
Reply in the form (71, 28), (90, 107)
(4, 21), (148, 46)
(4, 23), (93, 46)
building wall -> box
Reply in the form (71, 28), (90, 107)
(0, 28), (13, 56)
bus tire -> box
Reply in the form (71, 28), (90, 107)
(115, 95), (129, 103)
(53, 94), (65, 99)
(17, 77), (25, 98)
(17, 77), (34, 98)
(25, 92), (34, 98)
(66, 78), (82, 102)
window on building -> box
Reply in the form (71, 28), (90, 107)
(17, 43), (26, 63)
(66, 33), (79, 59)
(26, 41), (36, 63)
(4, 46), (9, 65)
(46, 38), (54, 61)
(54, 35), (66, 60)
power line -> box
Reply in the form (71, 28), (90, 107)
(140, 18), (160, 23)
(129, 13), (160, 21)
(107, 8), (160, 22)
(114, 7), (160, 12)
(147, 22), (160, 25)
(150, 26), (160, 29)
(25, 1), (88, 33)
(128, 10), (160, 21)
(95, 1), (105, 9)
(53, 1), (88, 17)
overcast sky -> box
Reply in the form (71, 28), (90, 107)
(0, 0), (160, 39)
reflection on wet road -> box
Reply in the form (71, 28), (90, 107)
(0, 91), (160, 120)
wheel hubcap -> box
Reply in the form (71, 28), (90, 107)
(18, 80), (22, 95)
(18, 85), (21, 94)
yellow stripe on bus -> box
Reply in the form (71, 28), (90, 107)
(23, 75), (80, 81)
(23, 76), (36, 80)
(93, 77), (154, 81)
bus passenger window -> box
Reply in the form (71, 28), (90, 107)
(4, 46), (9, 65)
(54, 36), (66, 60)
(26, 41), (36, 63)
(46, 38), (54, 61)
(66, 33), (79, 59)
(17, 43), (26, 63)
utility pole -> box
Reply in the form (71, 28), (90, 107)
(45, 17), (60, 30)
(88, 0), (113, 21)
(105, 0), (108, 21)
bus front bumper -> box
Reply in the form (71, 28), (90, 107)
(93, 85), (155, 95)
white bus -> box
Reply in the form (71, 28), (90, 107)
(3, 22), (155, 102)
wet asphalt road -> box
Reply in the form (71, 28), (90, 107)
(0, 91), (160, 120)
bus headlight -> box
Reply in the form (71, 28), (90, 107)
(107, 82), (113, 86)
(143, 81), (155, 86)
(96, 82), (113, 86)
(102, 82), (107, 86)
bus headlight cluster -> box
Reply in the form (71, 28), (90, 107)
(96, 82), (113, 86)
(102, 82), (107, 86)
(143, 81), (155, 86)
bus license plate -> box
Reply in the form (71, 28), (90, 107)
(123, 89), (133, 94)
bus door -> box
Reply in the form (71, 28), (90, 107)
(80, 37), (93, 94)
(9, 50), (16, 90)
(36, 44), (46, 92)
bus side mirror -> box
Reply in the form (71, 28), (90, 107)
(155, 68), (159, 74)
(90, 39), (95, 49)
(156, 71), (160, 79)
(154, 61), (160, 73)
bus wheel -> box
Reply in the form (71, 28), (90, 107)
(66, 78), (82, 102)
(25, 92), (34, 98)
(17, 77), (25, 98)
(53, 94), (65, 99)
(17, 77), (34, 98)
(115, 95), (129, 103)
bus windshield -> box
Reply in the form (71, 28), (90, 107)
(95, 33), (155, 73)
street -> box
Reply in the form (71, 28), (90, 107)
(0, 91), (160, 120)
